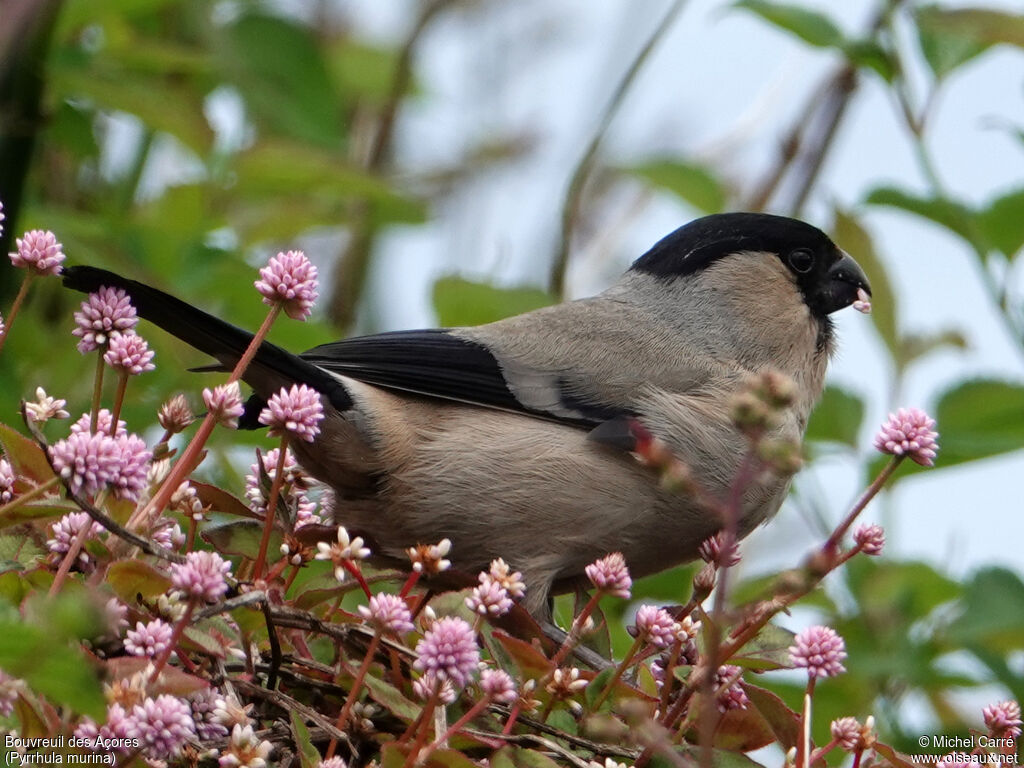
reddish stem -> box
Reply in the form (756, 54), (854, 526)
(48, 516), (95, 597)
(0, 275), (34, 356)
(149, 600), (196, 684)
(326, 631), (382, 759)
(252, 436), (289, 580)
(550, 591), (601, 668)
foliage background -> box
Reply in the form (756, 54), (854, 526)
(1, 0), (1022, 757)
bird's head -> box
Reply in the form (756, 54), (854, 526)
(629, 212), (871, 319)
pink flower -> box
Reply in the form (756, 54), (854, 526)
(245, 447), (318, 525)
(158, 394), (194, 433)
(413, 671), (457, 705)
(151, 519), (185, 550)
(466, 573), (513, 617)
(203, 382), (244, 428)
(407, 538), (452, 574)
(830, 716), (862, 751)
(358, 593), (414, 636)
(0, 201), (4, 236)
(0, 459), (15, 504)
(585, 552), (632, 598)
(854, 523), (885, 556)
(480, 668), (517, 704)
(790, 625), (847, 679)
(219, 723), (272, 767)
(171, 550), (232, 603)
(873, 407), (939, 467)
(983, 699), (1022, 738)
(0, 670), (22, 717)
(255, 250), (318, 320)
(125, 619), (174, 658)
(75, 703), (137, 751)
(258, 384), (323, 443)
(70, 408), (126, 437)
(0, 312), (4, 341)
(132, 694), (196, 757)
(634, 605), (680, 649)
(24, 387), (70, 423)
(105, 598), (129, 634)
(319, 760), (349, 768)
(110, 433), (152, 502)
(50, 431), (122, 497)
(103, 332), (155, 375)
(413, 616), (480, 688)
(72, 286), (137, 353)
(698, 532), (741, 567)
(10, 229), (65, 275)
(188, 687), (229, 741)
(937, 755), (973, 768)
(315, 526), (370, 582)
(488, 558), (526, 599)
(715, 665), (749, 712)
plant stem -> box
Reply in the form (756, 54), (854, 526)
(420, 695), (494, 763)
(326, 631), (382, 759)
(48, 514), (95, 597)
(0, 475), (59, 517)
(227, 305), (280, 384)
(550, 591), (601, 668)
(149, 599), (197, 684)
(549, 0), (689, 297)
(110, 371), (129, 430)
(252, 435), (289, 580)
(90, 351), (105, 434)
(823, 455), (901, 552)
(0, 274), (34, 355)
(591, 635), (642, 711)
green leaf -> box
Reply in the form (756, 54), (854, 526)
(734, 0), (845, 48)
(732, 623), (796, 672)
(427, 750), (482, 768)
(947, 567), (1024, 651)
(221, 13), (340, 146)
(832, 207), (899, 359)
(916, 6), (992, 78)
(864, 187), (977, 245)
(363, 673), (420, 723)
(0, 424), (56, 486)
(666, 747), (766, 768)
(432, 277), (555, 327)
(977, 186), (1024, 258)
(623, 159), (728, 214)
(0, 503), (73, 530)
(935, 379), (1024, 466)
(107, 559), (173, 603)
(202, 520), (283, 560)
(291, 710), (321, 768)
(510, 747), (564, 768)
(917, 7), (1024, 79)
(0, 620), (105, 718)
(842, 39), (895, 81)
(744, 684), (800, 749)
(846, 559), (961, 624)
(805, 386), (865, 449)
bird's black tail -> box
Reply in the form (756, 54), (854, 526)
(61, 266), (352, 414)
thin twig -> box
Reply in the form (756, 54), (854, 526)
(549, 0), (689, 297)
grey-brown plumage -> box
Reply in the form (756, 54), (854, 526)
(63, 213), (870, 615)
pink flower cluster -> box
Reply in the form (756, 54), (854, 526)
(49, 427), (151, 501)
(10, 230), (65, 276)
(72, 286), (138, 353)
(585, 552), (632, 598)
(790, 625), (847, 679)
(170, 550), (232, 603)
(413, 616), (480, 689)
(254, 250), (319, 321)
(258, 384), (324, 443)
(873, 407), (939, 467)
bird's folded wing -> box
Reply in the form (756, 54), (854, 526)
(300, 329), (626, 430)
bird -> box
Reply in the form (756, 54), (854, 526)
(63, 212), (870, 616)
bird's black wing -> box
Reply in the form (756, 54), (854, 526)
(301, 330), (626, 430)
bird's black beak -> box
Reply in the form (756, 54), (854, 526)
(820, 250), (871, 315)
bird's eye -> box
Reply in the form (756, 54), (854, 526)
(787, 248), (815, 274)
